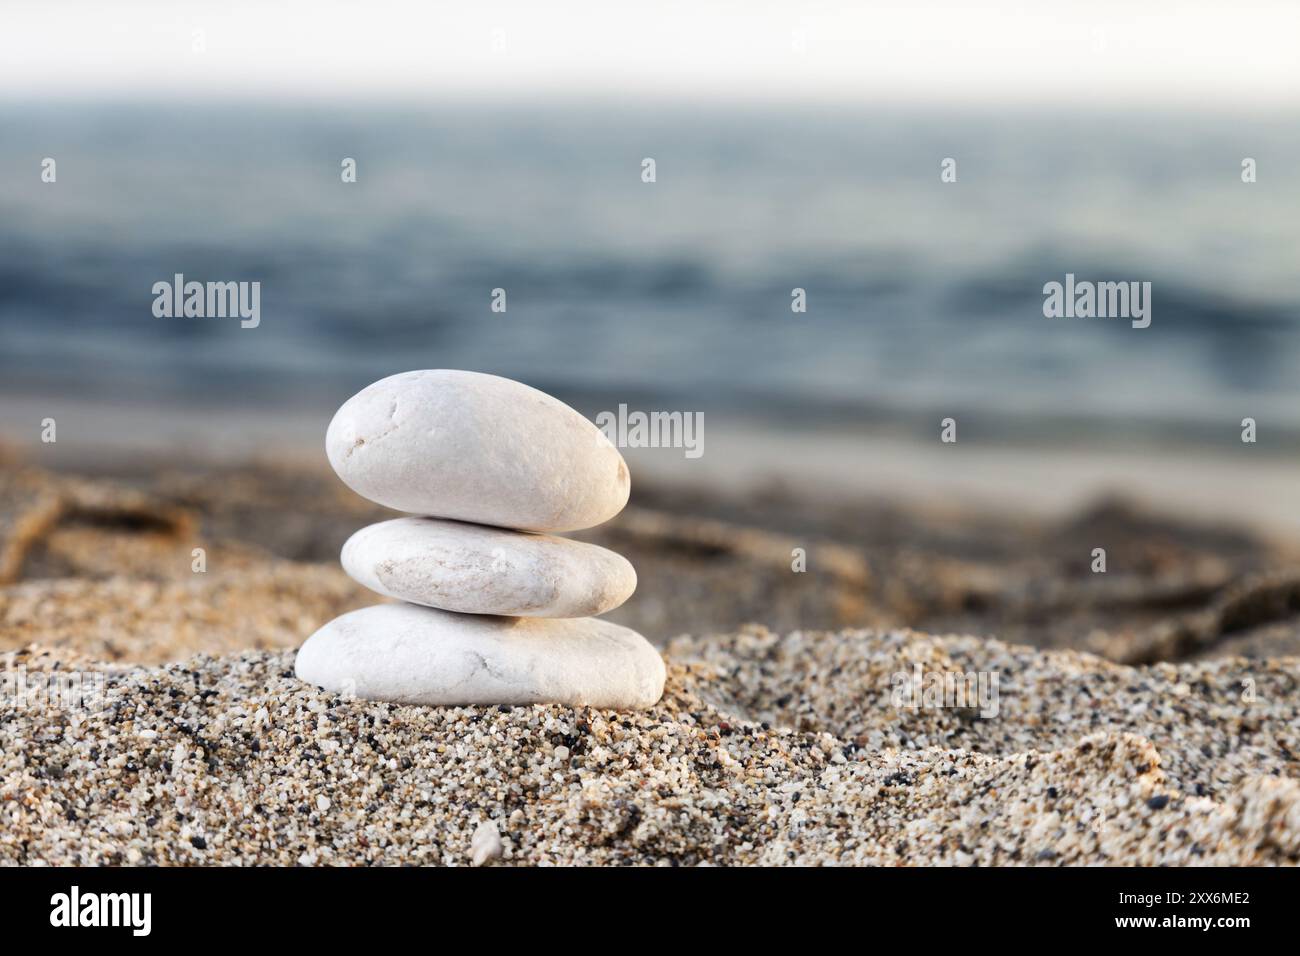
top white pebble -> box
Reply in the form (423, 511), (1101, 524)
(325, 370), (630, 532)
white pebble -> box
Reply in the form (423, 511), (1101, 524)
(295, 604), (665, 711)
(326, 369), (629, 532)
(470, 820), (503, 867)
(341, 517), (635, 617)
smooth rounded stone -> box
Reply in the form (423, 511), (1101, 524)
(295, 603), (665, 710)
(326, 370), (630, 532)
(341, 517), (636, 618)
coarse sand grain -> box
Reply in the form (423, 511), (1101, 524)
(3, 627), (1296, 866)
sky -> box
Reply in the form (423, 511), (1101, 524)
(3, 0), (1299, 106)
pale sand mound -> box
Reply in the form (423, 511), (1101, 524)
(2, 628), (1296, 865)
(0, 565), (373, 663)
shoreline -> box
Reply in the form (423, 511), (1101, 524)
(7, 393), (1300, 546)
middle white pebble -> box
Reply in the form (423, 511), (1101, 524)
(341, 517), (637, 618)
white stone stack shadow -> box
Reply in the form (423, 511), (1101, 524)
(295, 369), (665, 711)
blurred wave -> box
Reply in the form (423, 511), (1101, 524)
(2, 102), (1298, 448)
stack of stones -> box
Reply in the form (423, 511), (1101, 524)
(295, 369), (665, 711)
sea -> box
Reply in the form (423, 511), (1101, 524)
(2, 100), (1298, 459)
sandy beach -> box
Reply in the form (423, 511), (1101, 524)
(4, 631), (1298, 866)
(4, 444), (1298, 865)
